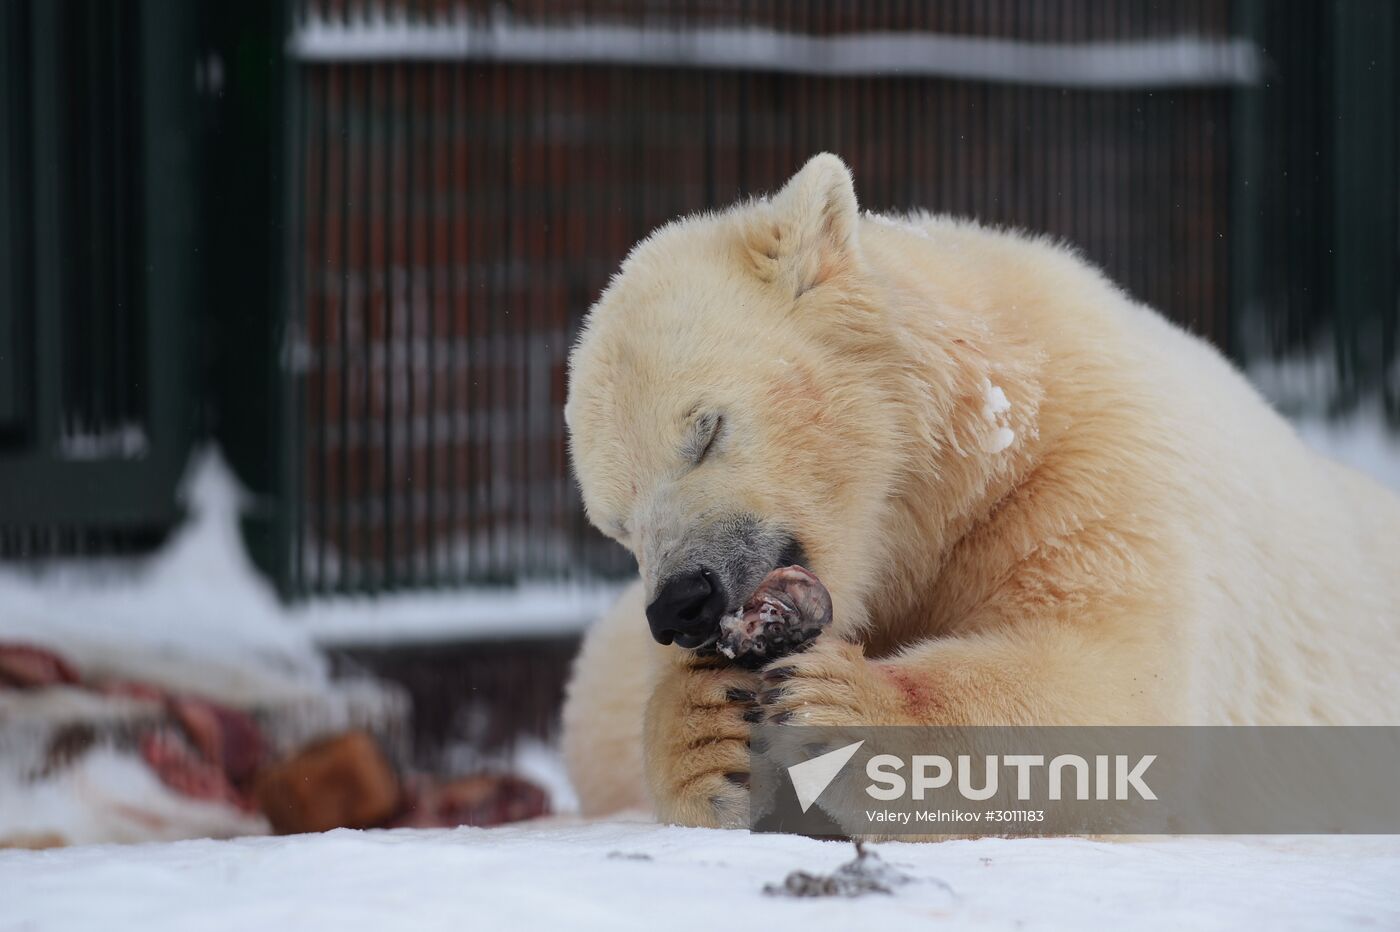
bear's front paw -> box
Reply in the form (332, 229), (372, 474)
(758, 638), (908, 728)
(643, 659), (761, 828)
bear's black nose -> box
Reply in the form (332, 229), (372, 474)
(646, 568), (727, 648)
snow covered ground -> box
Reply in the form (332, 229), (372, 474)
(2, 817), (1397, 930)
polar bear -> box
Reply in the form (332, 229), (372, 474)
(561, 153), (1400, 827)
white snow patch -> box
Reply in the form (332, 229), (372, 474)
(1, 820), (1396, 930)
(298, 583), (624, 647)
(979, 379), (1016, 454)
(0, 747), (268, 848)
(0, 449), (625, 699)
(981, 381), (1012, 421)
(1246, 352), (1400, 494)
(981, 427), (1017, 455)
(1249, 352), (1343, 415)
(865, 212), (931, 239)
(288, 12), (1262, 89)
(508, 740), (579, 816)
(59, 423), (149, 460)
(1293, 408), (1400, 494)
(0, 450), (329, 705)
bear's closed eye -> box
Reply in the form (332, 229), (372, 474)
(686, 410), (724, 464)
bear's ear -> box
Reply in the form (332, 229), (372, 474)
(743, 153), (861, 297)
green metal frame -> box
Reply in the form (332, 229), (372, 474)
(199, 0), (288, 590)
(1231, 0), (1400, 419)
(1330, 0), (1399, 415)
(0, 0), (199, 530)
(0, 0), (30, 432)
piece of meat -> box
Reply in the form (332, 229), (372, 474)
(392, 773), (551, 829)
(168, 696), (265, 787)
(253, 731), (400, 834)
(0, 644), (81, 689)
(716, 565), (832, 666)
(140, 730), (252, 811)
(99, 680), (167, 703)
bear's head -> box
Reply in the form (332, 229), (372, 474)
(566, 154), (911, 649)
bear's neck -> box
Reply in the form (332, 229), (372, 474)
(859, 244), (1051, 648)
